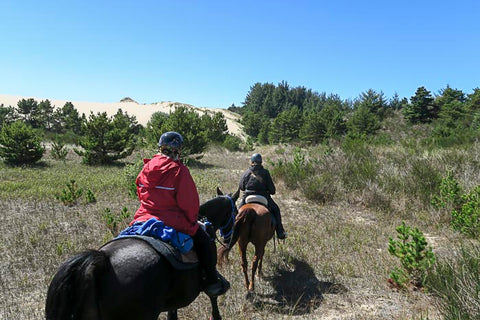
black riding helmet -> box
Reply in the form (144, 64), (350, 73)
(251, 153), (262, 164)
(158, 131), (183, 157)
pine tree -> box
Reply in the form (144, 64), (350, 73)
(0, 121), (45, 165)
(74, 110), (136, 164)
(403, 86), (435, 124)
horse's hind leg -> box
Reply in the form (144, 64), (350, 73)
(238, 241), (250, 290)
(250, 246), (265, 292)
(258, 254), (264, 278)
(257, 240), (268, 278)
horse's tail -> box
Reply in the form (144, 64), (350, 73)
(45, 249), (107, 320)
(218, 209), (255, 265)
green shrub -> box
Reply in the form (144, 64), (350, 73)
(153, 106), (208, 156)
(124, 158), (145, 199)
(0, 121), (45, 165)
(302, 173), (336, 203)
(244, 136), (255, 151)
(432, 172), (480, 238)
(74, 110), (136, 165)
(388, 221), (435, 289)
(451, 186), (480, 238)
(370, 132), (395, 146)
(50, 140), (69, 161)
(103, 207), (132, 236)
(431, 170), (463, 210)
(346, 105), (381, 136)
(270, 148), (314, 189)
(201, 111), (228, 143)
(428, 125), (478, 148)
(85, 189), (97, 204)
(222, 134), (242, 151)
(55, 240), (75, 256)
(55, 180), (84, 206)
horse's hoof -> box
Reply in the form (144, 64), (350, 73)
(245, 290), (254, 301)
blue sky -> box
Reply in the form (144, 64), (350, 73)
(1, 0), (479, 108)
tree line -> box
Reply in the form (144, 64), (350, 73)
(232, 81), (480, 146)
(1, 81), (480, 166)
(0, 98), (240, 165)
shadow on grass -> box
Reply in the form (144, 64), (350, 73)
(0, 160), (51, 169)
(250, 258), (347, 315)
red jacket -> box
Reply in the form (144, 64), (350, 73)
(131, 154), (200, 236)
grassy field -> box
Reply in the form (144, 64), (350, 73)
(0, 141), (479, 319)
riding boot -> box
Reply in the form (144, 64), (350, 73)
(202, 242), (230, 297)
(193, 227), (230, 297)
(270, 205), (287, 239)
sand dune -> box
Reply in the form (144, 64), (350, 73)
(0, 94), (244, 138)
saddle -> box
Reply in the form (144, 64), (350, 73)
(245, 194), (268, 206)
(109, 235), (199, 270)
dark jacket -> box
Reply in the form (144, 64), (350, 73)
(239, 164), (275, 198)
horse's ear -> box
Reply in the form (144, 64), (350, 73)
(216, 187), (223, 196)
(232, 188), (240, 202)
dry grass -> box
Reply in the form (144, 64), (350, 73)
(1, 142), (478, 319)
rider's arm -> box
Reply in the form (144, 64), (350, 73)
(176, 166), (200, 227)
(239, 170), (249, 191)
(265, 170), (276, 195)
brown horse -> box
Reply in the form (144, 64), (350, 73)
(218, 201), (275, 292)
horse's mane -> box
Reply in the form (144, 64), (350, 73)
(199, 196), (226, 217)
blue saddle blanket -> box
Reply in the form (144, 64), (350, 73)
(117, 218), (193, 253)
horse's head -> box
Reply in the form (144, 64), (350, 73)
(199, 188), (239, 243)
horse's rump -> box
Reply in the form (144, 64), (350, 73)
(218, 203), (274, 265)
(240, 204), (275, 240)
(239, 203), (272, 224)
(99, 238), (202, 314)
(102, 235), (199, 270)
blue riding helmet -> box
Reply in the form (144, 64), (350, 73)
(158, 131), (184, 151)
(251, 153), (262, 164)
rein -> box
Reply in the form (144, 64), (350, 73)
(216, 195), (236, 247)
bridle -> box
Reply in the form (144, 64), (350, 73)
(199, 194), (237, 247)
(217, 195), (236, 246)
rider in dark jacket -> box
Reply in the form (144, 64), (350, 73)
(238, 153), (287, 239)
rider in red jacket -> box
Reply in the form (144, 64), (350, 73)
(131, 131), (229, 297)
(133, 152), (199, 236)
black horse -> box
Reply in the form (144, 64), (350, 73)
(45, 188), (239, 320)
